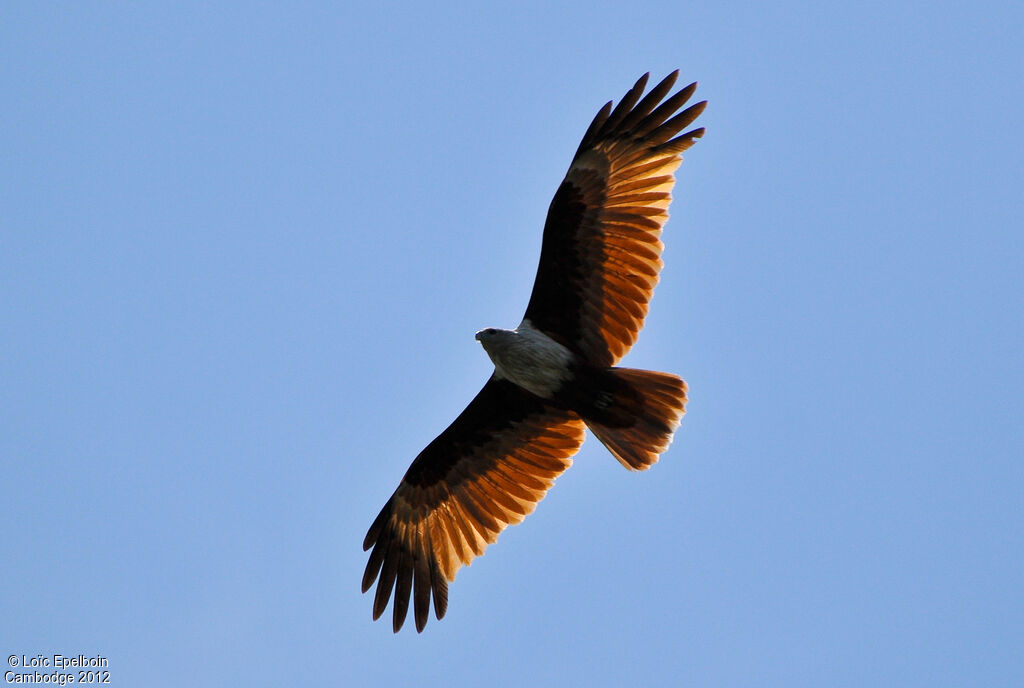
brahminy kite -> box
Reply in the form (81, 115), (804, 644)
(362, 71), (706, 632)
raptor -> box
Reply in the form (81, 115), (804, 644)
(362, 71), (706, 632)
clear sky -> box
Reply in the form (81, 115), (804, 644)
(2, 2), (1022, 686)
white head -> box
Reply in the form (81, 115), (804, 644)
(474, 327), (498, 343)
(474, 327), (513, 358)
(473, 321), (574, 397)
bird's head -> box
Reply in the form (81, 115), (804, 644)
(475, 327), (509, 363)
(474, 327), (499, 343)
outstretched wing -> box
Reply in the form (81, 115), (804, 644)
(362, 376), (586, 632)
(523, 71), (706, 366)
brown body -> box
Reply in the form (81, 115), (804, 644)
(363, 72), (706, 632)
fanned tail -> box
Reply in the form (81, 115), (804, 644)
(581, 368), (687, 470)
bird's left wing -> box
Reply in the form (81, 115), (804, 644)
(362, 375), (586, 632)
(523, 71), (706, 366)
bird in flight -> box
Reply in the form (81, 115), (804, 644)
(362, 71), (706, 632)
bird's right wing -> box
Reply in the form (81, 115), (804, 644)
(362, 375), (586, 632)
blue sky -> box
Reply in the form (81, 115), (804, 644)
(2, 1), (1022, 686)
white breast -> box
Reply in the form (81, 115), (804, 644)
(481, 319), (574, 398)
